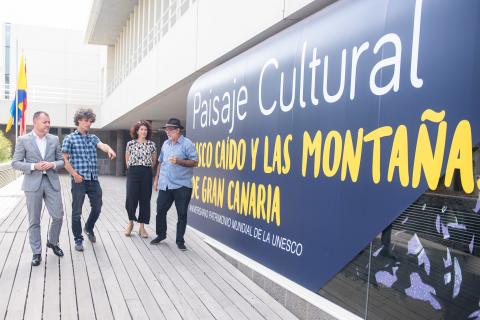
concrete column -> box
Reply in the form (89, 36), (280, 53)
(116, 130), (126, 176)
(106, 45), (115, 89)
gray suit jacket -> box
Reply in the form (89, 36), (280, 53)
(11, 132), (64, 192)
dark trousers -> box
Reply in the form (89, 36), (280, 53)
(71, 179), (102, 241)
(156, 186), (192, 244)
(126, 166), (153, 223)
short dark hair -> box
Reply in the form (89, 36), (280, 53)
(33, 111), (49, 120)
(74, 108), (96, 126)
(130, 120), (152, 140)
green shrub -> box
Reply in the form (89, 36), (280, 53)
(0, 131), (12, 163)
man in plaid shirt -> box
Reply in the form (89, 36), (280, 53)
(62, 108), (116, 251)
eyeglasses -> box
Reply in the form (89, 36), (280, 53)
(164, 127), (179, 132)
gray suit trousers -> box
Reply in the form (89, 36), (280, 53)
(25, 175), (64, 254)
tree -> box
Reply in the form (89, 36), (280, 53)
(0, 130), (12, 163)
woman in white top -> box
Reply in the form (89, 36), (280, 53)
(125, 120), (157, 237)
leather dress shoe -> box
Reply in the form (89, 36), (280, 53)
(46, 242), (64, 257)
(32, 254), (42, 266)
(84, 227), (96, 243)
(150, 236), (166, 245)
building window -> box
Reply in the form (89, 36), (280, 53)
(4, 23), (11, 99)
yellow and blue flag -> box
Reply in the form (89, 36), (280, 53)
(6, 55), (28, 134)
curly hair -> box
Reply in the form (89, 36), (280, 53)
(130, 120), (152, 140)
(73, 108), (96, 126)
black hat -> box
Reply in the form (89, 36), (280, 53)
(162, 118), (184, 130)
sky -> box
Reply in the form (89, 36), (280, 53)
(0, 0), (94, 31)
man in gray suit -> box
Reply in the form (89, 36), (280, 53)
(12, 111), (65, 266)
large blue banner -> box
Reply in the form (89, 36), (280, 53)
(186, 0), (480, 291)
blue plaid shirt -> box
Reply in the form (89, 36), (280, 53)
(62, 130), (101, 180)
(158, 135), (198, 190)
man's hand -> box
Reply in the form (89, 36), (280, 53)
(97, 143), (117, 160)
(34, 161), (54, 171)
(107, 149), (116, 160)
(34, 162), (44, 170)
(168, 157), (197, 167)
(153, 179), (158, 191)
(42, 162), (55, 170)
(73, 173), (84, 184)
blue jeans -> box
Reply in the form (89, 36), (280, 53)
(71, 179), (102, 241)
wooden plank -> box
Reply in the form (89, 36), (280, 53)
(146, 209), (279, 320)
(111, 232), (167, 319)
(99, 202), (213, 320)
(171, 221), (296, 320)
(58, 179), (79, 320)
(102, 188), (289, 320)
(77, 184), (116, 320)
(0, 196), (22, 224)
(95, 223), (148, 320)
(79, 202), (131, 320)
(92, 194), (166, 320)
(81, 228), (114, 320)
(128, 235), (198, 320)
(154, 235), (250, 320)
(43, 217), (61, 320)
(102, 196), (247, 320)
(187, 230), (297, 320)
(0, 199), (26, 232)
(67, 209), (96, 320)
(58, 214), (79, 320)
(3, 198), (33, 320)
(101, 198), (216, 320)
(5, 231), (31, 320)
(148, 238), (234, 320)
(0, 201), (25, 270)
(89, 232), (131, 320)
(131, 235), (218, 320)
(0, 230), (28, 318)
(24, 206), (49, 320)
(0, 233), (16, 276)
(85, 180), (146, 320)
(96, 214), (166, 320)
(58, 175), (296, 320)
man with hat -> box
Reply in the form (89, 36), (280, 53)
(151, 118), (198, 250)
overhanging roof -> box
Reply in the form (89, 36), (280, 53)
(85, 0), (138, 45)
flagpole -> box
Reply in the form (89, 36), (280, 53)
(15, 39), (18, 143)
(21, 53), (25, 136)
(17, 48), (27, 136)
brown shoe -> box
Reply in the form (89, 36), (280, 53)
(125, 222), (134, 236)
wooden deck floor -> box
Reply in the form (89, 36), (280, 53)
(0, 175), (297, 320)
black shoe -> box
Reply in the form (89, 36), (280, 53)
(177, 243), (187, 251)
(46, 242), (64, 257)
(150, 236), (166, 245)
(84, 227), (96, 243)
(75, 239), (84, 252)
(32, 254), (42, 266)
